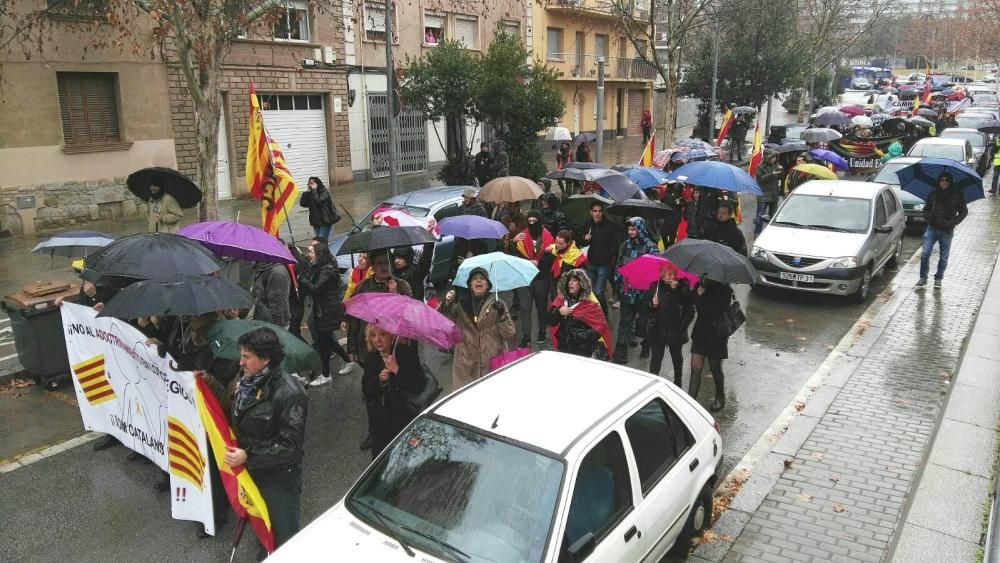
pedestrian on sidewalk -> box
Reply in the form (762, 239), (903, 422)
(641, 110), (653, 145)
(754, 151), (783, 236)
(491, 140), (510, 178)
(689, 277), (734, 411)
(438, 268), (515, 390)
(990, 139), (1000, 195)
(547, 269), (611, 359)
(297, 243), (350, 387)
(556, 141), (573, 170)
(474, 143), (493, 187)
(612, 217), (659, 364)
(702, 202), (748, 256)
(147, 184), (184, 234)
(647, 263), (694, 386)
(918, 172), (968, 289)
(362, 325), (425, 459)
(251, 261), (291, 329)
(580, 200), (618, 313)
(728, 116), (748, 162)
(576, 141), (593, 163)
(514, 211), (554, 346)
(299, 177), (340, 239)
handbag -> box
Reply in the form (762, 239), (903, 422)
(714, 296), (746, 338)
(325, 201), (343, 225)
(490, 346), (532, 371)
(400, 362), (442, 415)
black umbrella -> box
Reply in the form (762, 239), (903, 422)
(563, 194), (614, 229)
(908, 116), (935, 128)
(916, 108), (938, 118)
(732, 106), (756, 114)
(772, 141), (809, 154)
(799, 128), (843, 143)
(607, 198), (673, 218)
(84, 233), (224, 284)
(127, 167), (203, 209)
(662, 238), (756, 285)
(977, 119), (1000, 134)
(548, 166), (609, 181)
(573, 132), (597, 143)
(590, 169), (641, 202)
(812, 112), (850, 128)
(338, 226), (436, 255)
(97, 275), (252, 320)
(881, 117), (914, 134)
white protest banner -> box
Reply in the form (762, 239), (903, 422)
(61, 303), (215, 535)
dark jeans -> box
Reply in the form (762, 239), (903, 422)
(585, 263), (611, 313)
(649, 342), (684, 386)
(992, 165), (1000, 192)
(642, 126), (652, 145)
(919, 225), (954, 281)
(288, 298), (305, 340)
(754, 201), (775, 236)
(253, 465), (302, 551)
(729, 139), (743, 161)
(315, 328), (350, 377)
(313, 225), (332, 239)
(518, 278), (550, 339)
(614, 300), (648, 358)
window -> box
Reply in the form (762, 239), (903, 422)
(563, 432), (633, 550)
(57, 72), (120, 146)
(272, 0), (309, 41)
(874, 196), (887, 227)
(575, 31), (586, 70)
(881, 190), (899, 217)
(501, 20), (520, 40)
(433, 203), (460, 222)
(625, 399), (694, 494)
(546, 27), (563, 60)
(595, 34), (609, 61)
(454, 16), (479, 49)
(424, 13), (445, 45)
(46, 0), (107, 17)
(363, 1), (387, 42)
(257, 94), (323, 111)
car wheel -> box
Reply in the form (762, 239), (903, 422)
(887, 236), (904, 269)
(672, 485), (713, 555)
(853, 266), (873, 303)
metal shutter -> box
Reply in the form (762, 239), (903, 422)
(261, 95), (329, 185)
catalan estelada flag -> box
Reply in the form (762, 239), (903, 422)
(245, 82), (300, 237)
(72, 354), (116, 406)
(194, 373), (275, 554)
(748, 120), (763, 177)
(167, 416), (206, 491)
(715, 107), (734, 147)
(638, 131), (656, 166)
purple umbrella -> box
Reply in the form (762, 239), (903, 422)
(808, 149), (849, 171)
(177, 221), (296, 264)
(344, 292), (463, 349)
(437, 215), (508, 240)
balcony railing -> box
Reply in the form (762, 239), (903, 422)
(544, 53), (658, 81)
(546, 0), (648, 20)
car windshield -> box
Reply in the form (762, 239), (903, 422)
(773, 194), (871, 233)
(956, 116), (990, 129)
(347, 416), (564, 563)
(872, 162), (910, 185)
(352, 202), (431, 232)
(785, 125), (807, 139)
(940, 131), (986, 148)
(908, 143), (965, 162)
(973, 95), (998, 105)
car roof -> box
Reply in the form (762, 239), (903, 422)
(940, 128), (986, 140)
(431, 352), (660, 455)
(912, 137), (966, 146)
(382, 185), (476, 207)
(793, 180), (887, 199)
(880, 156), (922, 165)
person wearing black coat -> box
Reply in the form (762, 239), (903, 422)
(299, 177), (339, 239)
(473, 143), (493, 187)
(547, 269), (601, 357)
(539, 192), (568, 236)
(689, 278), (735, 411)
(297, 242), (350, 386)
(648, 267), (694, 386)
(392, 243), (433, 302)
(918, 172), (968, 288)
(362, 326), (426, 459)
(701, 203), (748, 256)
(580, 201), (618, 313)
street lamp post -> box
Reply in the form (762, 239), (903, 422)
(596, 57), (605, 163)
(708, 20), (720, 142)
(385, 0), (400, 195)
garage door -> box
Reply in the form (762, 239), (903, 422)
(627, 90), (645, 136)
(259, 94), (329, 186)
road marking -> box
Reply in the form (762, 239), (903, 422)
(0, 352), (19, 362)
(0, 432), (100, 473)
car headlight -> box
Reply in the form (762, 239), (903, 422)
(751, 246), (767, 259)
(912, 204), (925, 211)
(830, 256), (859, 269)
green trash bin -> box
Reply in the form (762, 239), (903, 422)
(1, 281), (79, 389)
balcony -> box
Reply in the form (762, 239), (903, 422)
(545, 0), (647, 20)
(544, 53), (658, 82)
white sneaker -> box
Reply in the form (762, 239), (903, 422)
(338, 362), (359, 375)
(309, 374), (332, 387)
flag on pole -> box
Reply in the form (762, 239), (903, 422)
(245, 82), (300, 237)
(920, 80), (932, 105)
(638, 131), (656, 166)
(715, 107), (734, 147)
(194, 374), (275, 554)
(748, 120), (763, 177)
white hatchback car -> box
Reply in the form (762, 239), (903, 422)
(270, 352), (723, 562)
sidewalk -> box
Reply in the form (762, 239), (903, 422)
(691, 195), (1000, 563)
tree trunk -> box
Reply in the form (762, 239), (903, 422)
(657, 58), (681, 148)
(796, 84), (809, 122)
(195, 98), (222, 221)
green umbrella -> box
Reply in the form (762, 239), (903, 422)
(202, 319), (321, 374)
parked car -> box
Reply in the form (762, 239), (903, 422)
(269, 351), (724, 563)
(956, 113), (996, 131)
(866, 157), (926, 225)
(851, 77), (872, 90)
(906, 137), (978, 170)
(971, 94), (999, 108)
(781, 122), (810, 143)
(938, 128), (991, 174)
(751, 180), (905, 302)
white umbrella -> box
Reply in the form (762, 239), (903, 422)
(851, 115), (874, 128)
(545, 127), (572, 141)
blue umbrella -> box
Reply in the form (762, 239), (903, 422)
(665, 161), (763, 195)
(895, 157), (984, 203)
(31, 230), (115, 258)
(454, 252), (539, 292)
(622, 167), (671, 189)
(808, 149), (849, 171)
(437, 215), (508, 240)
(671, 148), (716, 162)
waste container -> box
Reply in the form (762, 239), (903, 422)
(1, 281), (79, 389)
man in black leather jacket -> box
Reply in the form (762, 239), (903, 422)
(918, 172), (968, 289)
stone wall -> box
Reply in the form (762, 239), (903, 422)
(1, 179), (147, 235)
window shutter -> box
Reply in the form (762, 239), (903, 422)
(57, 73), (119, 145)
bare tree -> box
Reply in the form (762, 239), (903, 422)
(966, 0), (1000, 87)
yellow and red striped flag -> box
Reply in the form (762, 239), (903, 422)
(638, 131), (656, 166)
(245, 82), (299, 237)
(167, 416), (206, 491)
(72, 354), (116, 406)
(715, 107), (734, 147)
(194, 373), (275, 554)
(748, 120), (763, 176)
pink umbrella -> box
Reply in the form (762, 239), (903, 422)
(344, 292), (463, 349)
(617, 254), (698, 292)
(838, 105), (865, 117)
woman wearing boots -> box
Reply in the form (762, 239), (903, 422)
(689, 277), (734, 411)
(648, 263), (694, 386)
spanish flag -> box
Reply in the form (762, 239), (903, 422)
(715, 107), (734, 147)
(195, 373), (275, 554)
(748, 120), (763, 177)
(921, 80), (932, 105)
(638, 131), (656, 166)
(245, 82), (300, 237)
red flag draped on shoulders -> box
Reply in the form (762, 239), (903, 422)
(715, 107), (734, 147)
(548, 242), (587, 279)
(549, 293), (613, 357)
(516, 228), (555, 261)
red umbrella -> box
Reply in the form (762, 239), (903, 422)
(344, 292), (463, 349)
(839, 105), (865, 117)
(617, 254), (698, 292)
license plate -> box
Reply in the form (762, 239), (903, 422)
(780, 272), (815, 283)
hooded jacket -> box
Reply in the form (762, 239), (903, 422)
(614, 217), (660, 303)
(547, 269), (612, 357)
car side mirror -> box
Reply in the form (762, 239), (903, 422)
(566, 532), (596, 562)
(874, 224), (893, 234)
(760, 215), (771, 223)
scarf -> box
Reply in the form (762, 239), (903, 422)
(516, 228), (554, 261)
(343, 266), (373, 301)
(549, 292), (613, 356)
(547, 241), (586, 279)
(234, 366), (271, 418)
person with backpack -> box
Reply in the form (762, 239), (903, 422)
(299, 177), (340, 239)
